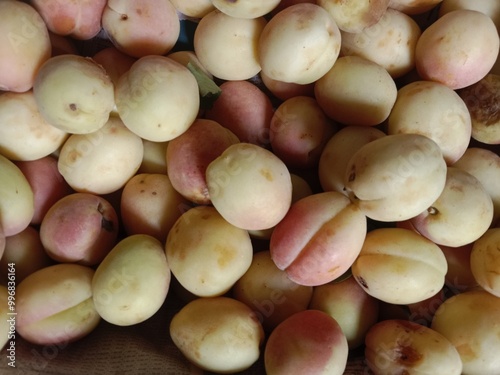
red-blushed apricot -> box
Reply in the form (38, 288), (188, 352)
(270, 191), (367, 286)
(309, 274), (380, 349)
(232, 250), (313, 332)
(31, 0), (107, 40)
(431, 290), (500, 374)
(16, 263), (100, 346)
(15, 156), (73, 225)
(264, 309), (349, 375)
(365, 319), (462, 375)
(0, 226), (54, 284)
(92, 46), (137, 87)
(204, 80), (274, 148)
(269, 96), (336, 169)
(170, 296), (265, 373)
(260, 71), (315, 101)
(120, 173), (188, 242)
(102, 0), (180, 58)
(206, 143), (293, 231)
(40, 193), (119, 266)
(415, 10), (499, 90)
(166, 119), (239, 205)
(0, 1), (51, 93)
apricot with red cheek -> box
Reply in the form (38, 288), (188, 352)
(0, 1), (51, 93)
(31, 0), (107, 40)
(40, 193), (119, 266)
(120, 173), (188, 242)
(264, 309), (349, 375)
(260, 71), (315, 101)
(415, 10), (499, 90)
(205, 80), (274, 148)
(270, 191), (367, 286)
(269, 96), (336, 169)
(15, 156), (73, 225)
(102, 0), (180, 58)
(166, 119), (239, 205)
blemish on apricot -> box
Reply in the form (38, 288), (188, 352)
(260, 169), (273, 181)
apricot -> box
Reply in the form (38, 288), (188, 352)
(0, 154), (34, 237)
(431, 290), (500, 375)
(270, 191), (367, 286)
(16, 263), (100, 345)
(40, 193), (119, 266)
(120, 173), (187, 242)
(15, 156), (73, 225)
(92, 234), (171, 326)
(165, 206), (253, 297)
(102, 0), (180, 58)
(264, 309), (349, 375)
(0, 90), (68, 161)
(31, 0), (107, 40)
(365, 319), (462, 375)
(170, 296), (264, 373)
(204, 80), (274, 147)
(206, 143), (292, 231)
(352, 228), (448, 305)
(415, 10), (500, 89)
(0, 1), (51, 92)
